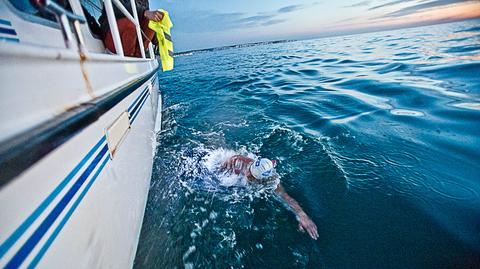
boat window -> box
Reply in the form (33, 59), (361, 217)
(8, 0), (72, 22)
(80, 0), (103, 39)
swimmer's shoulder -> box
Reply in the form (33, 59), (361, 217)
(231, 155), (254, 163)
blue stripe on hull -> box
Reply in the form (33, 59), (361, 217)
(0, 27), (16, 36)
(131, 93), (150, 123)
(28, 156), (110, 269)
(5, 145), (109, 269)
(1, 83), (153, 268)
(130, 88), (149, 118)
(0, 36), (19, 43)
(128, 87), (148, 113)
(0, 137), (106, 259)
(0, 19), (12, 26)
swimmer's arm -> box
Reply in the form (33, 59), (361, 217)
(274, 184), (304, 214)
(275, 184), (319, 240)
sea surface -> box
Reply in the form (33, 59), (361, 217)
(134, 20), (480, 268)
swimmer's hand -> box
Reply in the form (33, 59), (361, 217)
(275, 184), (319, 240)
(297, 212), (319, 240)
(144, 10), (164, 22)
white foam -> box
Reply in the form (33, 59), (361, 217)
(390, 109), (425, 116)
(202, 148), (255, 187)
(451, 102), (480, 111)
(182, 245), (196, 263)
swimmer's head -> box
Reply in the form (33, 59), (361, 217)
(250, 158), (277, 180)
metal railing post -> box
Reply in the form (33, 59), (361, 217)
(129, 0), (146, 58)
(72, 20), (86, 53)
(34, 0), (86, 50)
(104, 0), (124, 56)
(58, 13), (74, 49)
(148, 42), (154, 59)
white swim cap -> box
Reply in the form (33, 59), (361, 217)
(250, 158), (275, 180)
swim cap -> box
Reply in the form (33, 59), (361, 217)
(250, 158), (275, 180)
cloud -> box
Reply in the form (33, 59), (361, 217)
(368, 0), (412, 11)
(343, 1), (371, 8)
(382, 0), (476, 17)
(261, 19), (288, 26)
(173, 10), (287, 33)
(237, 15), (275, 24)
(172, 3), (311, 33)
(278, 5), (304, 13)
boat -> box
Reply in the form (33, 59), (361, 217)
(0, 0), (161, 267)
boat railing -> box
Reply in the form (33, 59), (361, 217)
(34, 0), (86, 50)
(104, 0), (154, 59)
(35, 0), (154, 59)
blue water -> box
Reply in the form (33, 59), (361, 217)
(134, 20), (480, 268)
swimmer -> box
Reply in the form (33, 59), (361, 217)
(220, 155), (319, 240)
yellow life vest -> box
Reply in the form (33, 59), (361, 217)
(148, 10), (173, 71)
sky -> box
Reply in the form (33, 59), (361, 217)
(150, 0), (480, 52)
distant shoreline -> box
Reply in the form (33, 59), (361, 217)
(174, 40), (295, 57)
(174, 17), (480, 56)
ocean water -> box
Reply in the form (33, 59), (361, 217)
(134, 20), (480, 268)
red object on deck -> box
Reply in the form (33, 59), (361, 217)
(104, 17), (154, 57)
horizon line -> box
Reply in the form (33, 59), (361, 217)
(175, 16), (480, 54)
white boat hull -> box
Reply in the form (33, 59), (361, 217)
(0, 2), (162, 267)
(1, 75), (160, 268)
